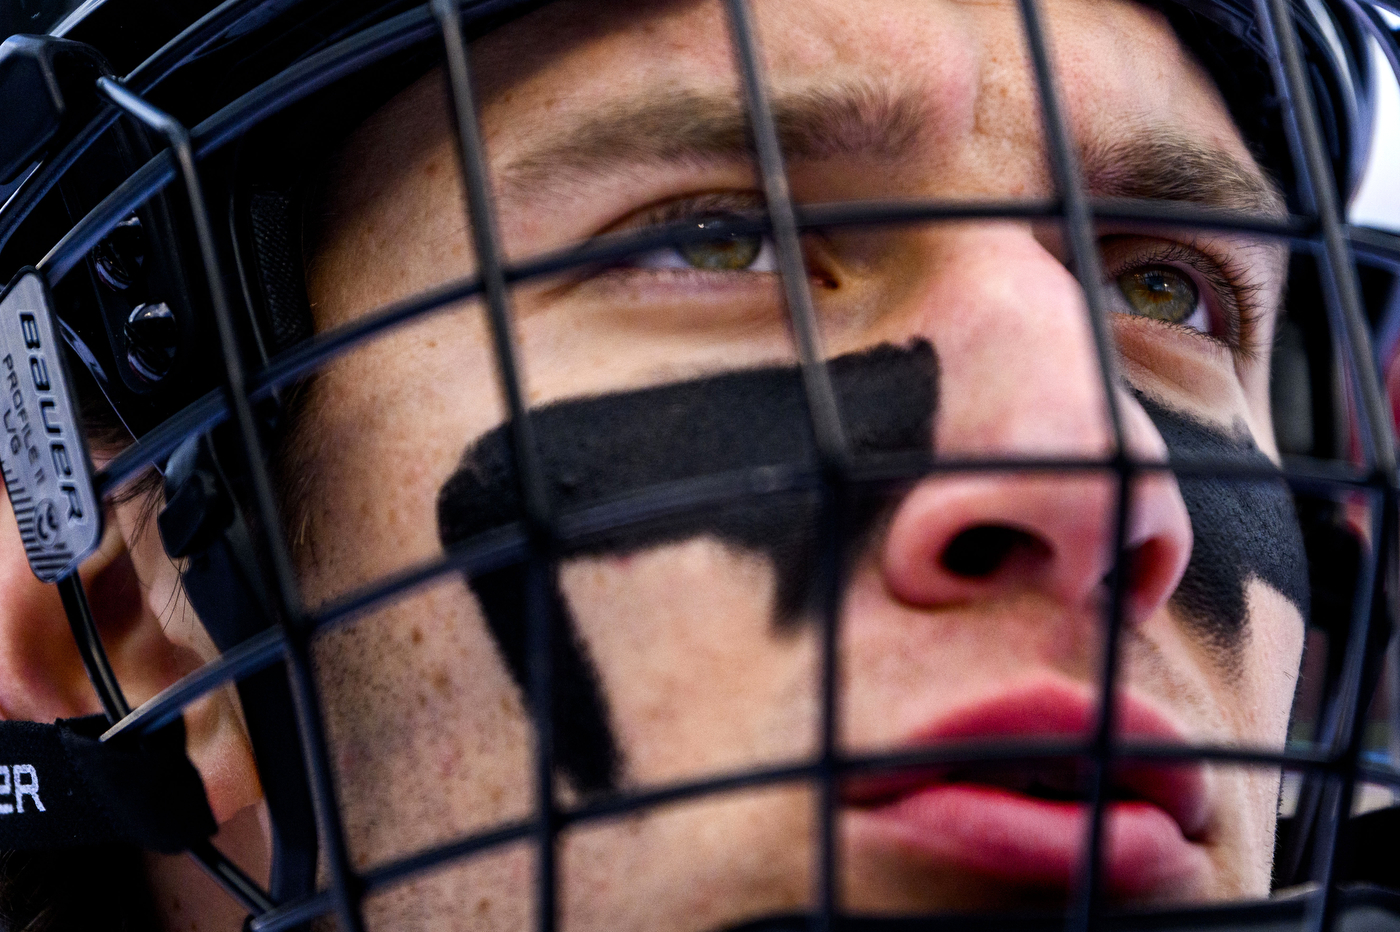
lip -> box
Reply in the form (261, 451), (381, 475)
(843, 679), (1213, 898)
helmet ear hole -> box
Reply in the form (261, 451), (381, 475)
(225, 44), (446, 367)
(236, 186), (314, 360)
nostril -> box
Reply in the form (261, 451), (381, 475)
(940, 525), (1044, 578)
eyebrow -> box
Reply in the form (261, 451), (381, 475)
(498, 82), (925, 192)
(497, 82), (1286, 217)
(1081, 133), (1286, 216)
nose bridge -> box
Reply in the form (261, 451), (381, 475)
(876, 223), (1192, 626)
(919, 224), (1114, 460)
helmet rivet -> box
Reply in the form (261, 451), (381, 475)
(92, 215), (145, 291)
(123, 301), (178, 382)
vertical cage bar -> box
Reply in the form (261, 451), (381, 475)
(57, 534), (277, 915)
(722, 3), (851, 931)
(431, 5), (561, 932)
(1251, 2), (1396, 931)
(282, 638), (365, 931)
(1304, 496), (1388, 932)
(57, 573), (132, 721)
(722, 0), (848, 460)
(1278, 480), (1384, 888)
(1009, 2), (1134, 931)
(188, 838), (279, 915)
(94, 77), (365, 932)
(1254, 0), (1396, 474)
(60, 562), (278, 917)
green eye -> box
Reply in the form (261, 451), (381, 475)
(679, 232), (764, 271)
(1116, 266), (1200, 325)
(632, 215), (776, 274)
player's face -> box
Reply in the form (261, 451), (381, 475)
(283, 0), (1299, 927)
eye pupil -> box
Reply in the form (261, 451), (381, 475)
(1141, 270), (1170, 294)
(1116, 266), (1198, 325)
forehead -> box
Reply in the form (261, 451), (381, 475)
(316, 0), (1269, 331)
(318, 0), (1267, 318)
(465, 0), (1252, 176)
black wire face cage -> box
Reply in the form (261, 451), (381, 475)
(3, 0), (1400, 929)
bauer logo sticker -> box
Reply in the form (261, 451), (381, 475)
(0, 270), (102, 582)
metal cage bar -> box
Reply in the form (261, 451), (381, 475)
(1008, 0), (1134, 927)
(13, 0), (1396, 928)
(87, 195), (1314, 500)
(94, 77), (366, 931)
(53, 499), (272, 919)
(720, 3), (853, 930)
(56, 573), (131, 723)
(432, 4), (564, 932)
(97, 445), (1385, 754)
(1249, 0), (1399, 929)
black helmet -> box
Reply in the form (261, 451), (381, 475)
(0, 0), (1398, 930)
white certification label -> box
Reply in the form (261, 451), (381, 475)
(0, 270), (102, 582)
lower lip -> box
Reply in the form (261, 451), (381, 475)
(848, 784), (1211, 900)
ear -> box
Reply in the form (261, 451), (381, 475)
(0, 491), (263, 824)
(0, 492), (129, 721)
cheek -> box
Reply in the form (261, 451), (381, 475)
(1215, 581), (1305, 891)
(312, 581), (535, 868)
(559, 540), (820, 784)
(290, 309), (504, 605)
(1236, 581), (1307, 745)
(361, 844), (535, 932)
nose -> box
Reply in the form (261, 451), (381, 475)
(882, 462), (1191, 625)
(877, 226), (1192, 626)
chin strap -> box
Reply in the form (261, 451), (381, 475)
(0, 715), (214, 852)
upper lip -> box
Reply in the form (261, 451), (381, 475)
(842, 680), (1211, 840)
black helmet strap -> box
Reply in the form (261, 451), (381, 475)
(158, 432), (319, 904)
(0, 714), (214, 852)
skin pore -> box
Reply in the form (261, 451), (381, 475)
(100, 0), (1305, 928)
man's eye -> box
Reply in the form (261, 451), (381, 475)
(1114, 265), (1207, 332)
(680, 235), (768, 271)
(634, 219), (776, 273)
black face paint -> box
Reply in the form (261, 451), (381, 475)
(1136, 393), (1310, 655)
(438, 342), (939, 793)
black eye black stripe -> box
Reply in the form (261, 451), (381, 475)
(438, 342), (939, 792)
(1137, 392), (1310, 657)
(437, 345), (1311, 792)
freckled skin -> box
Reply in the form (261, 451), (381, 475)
(118, 0), (1305, 930)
